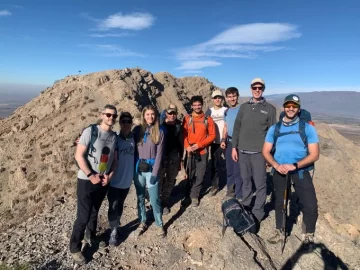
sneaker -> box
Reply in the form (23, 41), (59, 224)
(162, 206), (170, 215)
(190, 198), (200, 208)
(302, 233), (315, 252)
(209, 187), (218, 196)
(71, 251), (86, 265)
(267, 229), (283, 244)
(136, 222), (148, 236)
(156, 226), (166, 238)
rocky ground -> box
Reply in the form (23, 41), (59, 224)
(1, 173), (359, 270)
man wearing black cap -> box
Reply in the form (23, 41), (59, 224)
(262, 94), (319, 247)
(158, 104), (183, 215)
(231, 78), (276, 224)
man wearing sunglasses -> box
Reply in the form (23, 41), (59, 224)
(158, 104), (183, 215)
(262, 94), (319, 247)
(70, 104), (118, 264)
(206, 90), (227, 196)
(231, 78), (276, 226)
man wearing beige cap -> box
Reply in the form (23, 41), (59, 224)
(158, 104), (183, 215)
(232, 78), (276, 226)
(206, 89), (227, 196)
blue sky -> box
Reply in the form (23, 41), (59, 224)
(0, 0), (359, 96)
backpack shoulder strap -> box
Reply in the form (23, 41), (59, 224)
(298, 119), (308, 150)
(88, 124), (98, 154)
(273, 121), (282, 147)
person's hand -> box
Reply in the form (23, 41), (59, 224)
(191, 144), (199, 151)
(101, 174), (110, 186)
(89, 174), (102, 185)
(150, 175), (158, 185)
(220, 141), (226, 149)
(186, 146), (192, 153)
(232, 148), (238, 162)
(274, 164), (288, 175)
(284, 164), (296, 172)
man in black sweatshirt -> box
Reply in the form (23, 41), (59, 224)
(231, 78), (276, 223)
(159, 104), (183, 215)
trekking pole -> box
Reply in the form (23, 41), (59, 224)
(281, 173), (290, 254)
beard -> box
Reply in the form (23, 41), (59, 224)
(284, 111), (299, 120)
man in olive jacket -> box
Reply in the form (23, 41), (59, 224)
(231, 78), (276, 223)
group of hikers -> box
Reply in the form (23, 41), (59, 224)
(69, 78), (320, 265)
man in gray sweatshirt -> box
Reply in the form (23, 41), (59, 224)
(231, 78), (276, 224)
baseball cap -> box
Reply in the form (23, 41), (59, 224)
(283, 94), (301, 106)
(211, 90), (223, 98)
(166, 104), (178, 113)
(251, 78), (265, 87)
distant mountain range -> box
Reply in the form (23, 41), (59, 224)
(1, 88), (360, 120)
(265, 91), (360, 119)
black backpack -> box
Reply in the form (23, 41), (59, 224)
(221, 198), (255, 236)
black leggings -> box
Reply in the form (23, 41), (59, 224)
(273, 171), (318, 233)
(107, 186), (130, 229)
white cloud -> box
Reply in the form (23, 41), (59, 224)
(175, 23), (301, 72)
(98, 12), (155, 31)
(176, 61), (221, 70)
(89, 33), (132, 38)
(79, 44), (144, 57)
(0, 10), (11, 16)
(206, 23), (301, 45)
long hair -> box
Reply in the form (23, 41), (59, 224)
(138, 105), (161, 145)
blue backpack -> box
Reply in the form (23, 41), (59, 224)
(272, 109), (314, 171)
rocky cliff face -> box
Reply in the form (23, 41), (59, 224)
(0, 68), (359, 269)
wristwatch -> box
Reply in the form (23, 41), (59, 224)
(87, 172), (93, 177)
(293, 163), (299, 170)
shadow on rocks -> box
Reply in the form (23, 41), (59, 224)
(37, 259), (71, 270)
(164, 179), (191, 230)
(281, 242), (350, 270)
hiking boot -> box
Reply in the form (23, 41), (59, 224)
(190, 198), (200, 208)
(136, 222), (148, 236)
(209, 187), (218, 196)
(71, 251), (86, 265)
(156, 226), (166, 238)
(302, 233), (315, 252)
(162, 206), (170, 215)
(267, 229), (283, 244)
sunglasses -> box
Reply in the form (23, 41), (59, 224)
(120, 119), (132, 124)
(213, 96), (223, 100)
(284, 103), (300, 109)
(167, 111), (177, 115)
(102, 113), (118, 119)
(251, 86), (264, 91)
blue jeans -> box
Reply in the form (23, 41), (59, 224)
(225, 141), (243, 199)
(134, 171), (163, 227)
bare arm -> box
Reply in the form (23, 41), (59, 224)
(75, 144), (101, 184)
(262, 142), (279, 168)
(297, 143), (319, 169)
(75, 144), (93, 177)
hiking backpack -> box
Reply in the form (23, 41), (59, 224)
(75, 124), (99, 168)
(272, 109), (315, 170)
(221, 198), (256, 236)
(187, 114), (209, 135)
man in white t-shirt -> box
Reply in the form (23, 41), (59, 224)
(206, 90), (227, 196)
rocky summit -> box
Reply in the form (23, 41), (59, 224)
(0, 68), (359, 269)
